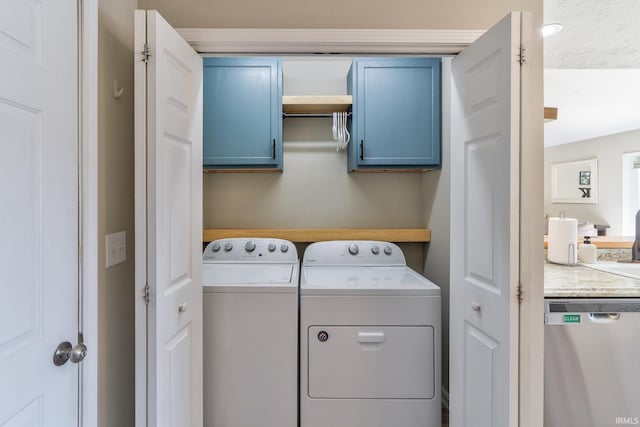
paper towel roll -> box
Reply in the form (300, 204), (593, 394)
(548, 217), (578, 265)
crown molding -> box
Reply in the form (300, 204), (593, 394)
(176, 28), (484, 54)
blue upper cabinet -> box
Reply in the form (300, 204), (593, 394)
(203, 57), (283, 170)
(347, 58), (441, 171)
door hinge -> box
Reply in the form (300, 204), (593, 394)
(517, 283), (523, 304)
(518, 46), (526, 65)
(143, 283), (150, 305)
(141, 43), (150, 63)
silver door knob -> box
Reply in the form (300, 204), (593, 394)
(471, 301), (481, 312)
(70, 343), (88, 364)
(53, 341), (87, 366)
(178, 302), (188, 313)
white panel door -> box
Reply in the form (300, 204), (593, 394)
(135, 10), (203, 427)
(0, 0), (80, 425)
(450, 13), (521, 427)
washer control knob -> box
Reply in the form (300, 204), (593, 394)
(280, 244), (289, 253)
(383, 245), (392, 255)
(268, 243), (277, 252)
(317, 331), (329, 342)
(348, 243), (359, 255)
(244, 240), (256, 252)
(211, 242), (221, 252)
(224, 242), (233, 252)
(371, 245), (380, 255)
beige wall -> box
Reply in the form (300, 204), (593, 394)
(98, 0), (137, 426)
(205, 121), (425, 230)
(138, 0), (536, 30)
(544, 129), (640, 236)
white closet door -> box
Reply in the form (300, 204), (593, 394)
(135, 10), (203, 427)
(0, 1), (80, 425)
(450, 12), (522, 427)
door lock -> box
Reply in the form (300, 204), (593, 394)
(53, 333), (88, 366)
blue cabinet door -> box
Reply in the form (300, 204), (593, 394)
(203, 57), (282, 169)
(348, 58), (441, 171)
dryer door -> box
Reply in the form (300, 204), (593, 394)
(307, 326), (435, 399)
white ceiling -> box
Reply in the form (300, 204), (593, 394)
(544, 0), (640, 69)
(544, 69), (640, 146)
(544, 0), (640, 146)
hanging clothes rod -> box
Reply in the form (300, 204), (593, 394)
(283, 112), (352, 119)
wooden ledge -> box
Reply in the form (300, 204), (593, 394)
(544, 236), (634, 249)
(203, 228), (430, 243)
(544, 106), (558, 122)
(283, 95), (352, 114)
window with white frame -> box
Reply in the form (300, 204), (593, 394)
(622, 151), (640, 235)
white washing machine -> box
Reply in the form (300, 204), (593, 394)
(300, 240), (441, 427)
(202, 238), (299, 427)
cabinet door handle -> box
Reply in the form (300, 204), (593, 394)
(360, 140), (364, 160)
(272, 139), (276, 159)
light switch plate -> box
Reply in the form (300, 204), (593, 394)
(106, 231), (126, 268)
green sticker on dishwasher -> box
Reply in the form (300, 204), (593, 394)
(563, 314), (581, 323)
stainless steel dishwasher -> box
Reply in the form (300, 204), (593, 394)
(545, 299), (640, 427)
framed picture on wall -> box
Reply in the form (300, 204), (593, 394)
(551, 158), (598, 204)
(579, 170), (591, 185)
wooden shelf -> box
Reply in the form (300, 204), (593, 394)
(544, 236), (634, 249)
(283, 95), (352, 114)
(203, 228), (430, 243)
(544, 107), (558, 122)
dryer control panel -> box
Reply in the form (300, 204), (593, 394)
(203, 238), (298, 263)
(302, 240), (406, 267)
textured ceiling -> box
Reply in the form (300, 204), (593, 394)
(544, 0), (640, 146)
(544, 0), (640, 69)
(544, 69), (640, 146)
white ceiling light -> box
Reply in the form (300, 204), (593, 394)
(543, 23), (564, 37)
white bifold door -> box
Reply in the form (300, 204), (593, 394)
(0, 1), (82, 425)
(134, 10), (203, 427)
(450, 12), (525, 427)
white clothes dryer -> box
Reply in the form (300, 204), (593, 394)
(300, 240), (441, 427)
(202, 238), (299, 427)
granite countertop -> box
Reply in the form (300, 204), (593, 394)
(544, 261), (640, 298)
